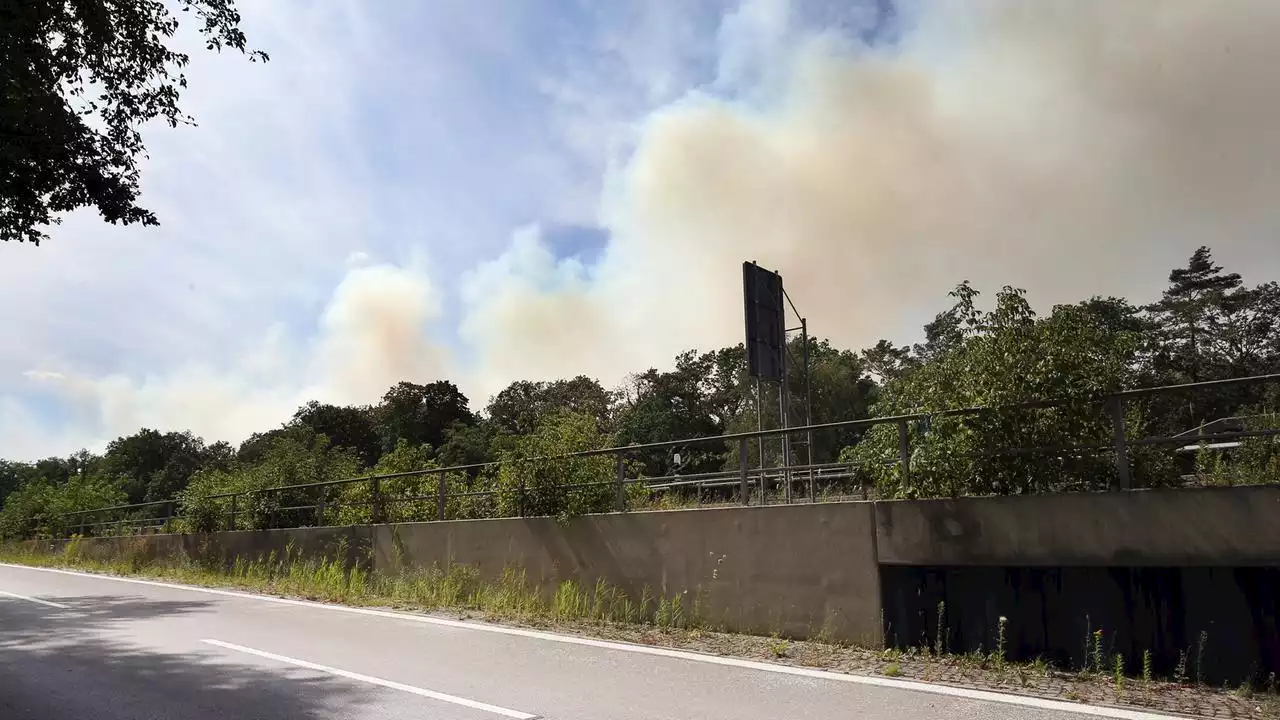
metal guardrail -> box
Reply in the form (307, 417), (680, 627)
(35, 373), (1280, 538)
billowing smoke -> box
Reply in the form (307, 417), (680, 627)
(459, 0), (1280, 397)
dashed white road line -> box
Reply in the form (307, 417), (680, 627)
(1, 563), (1178, 720)
(202, 639), (538, 719)
(0, 588), (70, 609)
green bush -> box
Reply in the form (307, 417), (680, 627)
(331, 440), (492, 524)
(841, 287), (1144, 498)
(494, 410), (642, 521)
(175, 432), (360, 532)
(0, 475), (125, 539)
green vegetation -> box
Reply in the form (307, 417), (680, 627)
(995, 615), (1008, 670)
(0, 538), (701, 631)
(2, 247), (1278, 538)
(768, 637), (791, 658)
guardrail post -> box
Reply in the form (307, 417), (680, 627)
(1109, 396), (1131, 490)
(739, 437), (749, 506)
(370, 477), (385, 524)
(436, 471), (447, 521)
(897, 419), (911, 495)
(614, 452), (626, 512)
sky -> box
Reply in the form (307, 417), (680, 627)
(2, 0), (1279, 460)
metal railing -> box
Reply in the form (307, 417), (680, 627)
(36, 373), (1280, 538)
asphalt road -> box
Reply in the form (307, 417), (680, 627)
(0, 563), (1171, 720)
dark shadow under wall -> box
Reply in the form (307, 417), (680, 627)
(880, 565), (1280, 685)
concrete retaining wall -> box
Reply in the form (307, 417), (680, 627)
(377, 502), (883, 646)
(32, 485), (1280, 658)
(874, 486), (1280, 567)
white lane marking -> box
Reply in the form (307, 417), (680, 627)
(0, 588), (70, 609)
(1, 563), (1172, 720)
(203, 639), (538, 719)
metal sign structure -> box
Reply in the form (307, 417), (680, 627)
(742, 261), (813, 503)
(743, 261), (786, 381)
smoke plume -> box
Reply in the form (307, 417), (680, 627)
(460, 0), (1280, 397)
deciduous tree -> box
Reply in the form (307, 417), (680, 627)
(2, 0), (267, 244)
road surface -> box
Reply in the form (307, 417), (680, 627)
(0, 563), (1169, 720)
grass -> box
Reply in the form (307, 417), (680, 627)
(995, 616), (1008, 671)
(769, 637), (791, 659)
(935, 600), (947, 656)
(1196, 630), (1209, 685)
(0, 538), (696, 630)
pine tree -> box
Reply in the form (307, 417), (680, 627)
(1146, 246), (1243, 384)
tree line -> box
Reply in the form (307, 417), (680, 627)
(3, 248), (1277, 537)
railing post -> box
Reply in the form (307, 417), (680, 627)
(228, 494), (237, 531)
(436, 471), (447, 521)
(1109, 396), (1131, 490)
(739, 437), (749, 506)
(517, 477), (526, 517)
(370, 477), (384, 524)
(614, 452), (626, 512)
(897, 419), (911, 495)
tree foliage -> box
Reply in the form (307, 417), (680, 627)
(290, 401), (380, 467)
(176, 430), (360, 532)
(844, 286), (1148, 498)
(100, 428), (226, 503)
(486, 376), (615, 437)
(0, 472), (125, 539)
(494, 411), (637, 521)
(2, 0), (267, 244)
(375, 381), (474, 455)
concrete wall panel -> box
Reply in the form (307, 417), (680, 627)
(375, 502), (883, 645)
(874, 486), (1280, 567)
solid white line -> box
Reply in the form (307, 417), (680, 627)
(0, 563), (1174, 720)
(202, 639), (538, 719)
(0, 588), (70, 609)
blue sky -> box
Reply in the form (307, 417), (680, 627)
(2, 0), (1279, 459)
